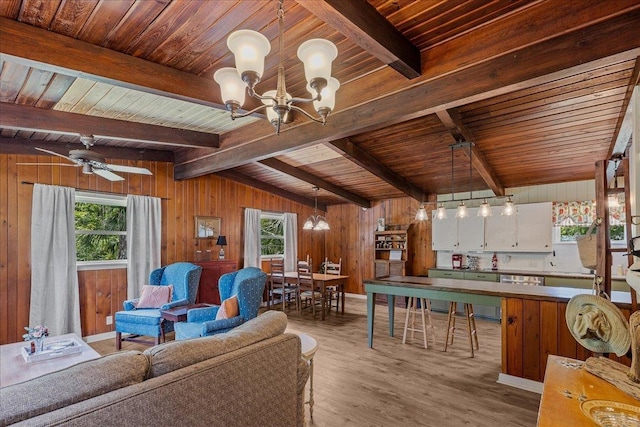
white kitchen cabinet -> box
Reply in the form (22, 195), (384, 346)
(457, 208), (485, 251)
(431, 209), (458, 250)
(514, 202), (552, 252)
(432, 202), (552, 253)
(484, 211), (517, 251)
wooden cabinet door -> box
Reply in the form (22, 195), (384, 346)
(194, 261), (238, 304)
(375, 260), (389, 278)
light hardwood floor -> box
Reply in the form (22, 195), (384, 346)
(90, 297), (541, 426)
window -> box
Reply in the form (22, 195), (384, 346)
(260, 213), (284, 256)
(75, 192), (127, 267)
(559, 225), (625, 242)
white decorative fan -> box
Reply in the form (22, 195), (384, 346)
(19, 135), (152, 181)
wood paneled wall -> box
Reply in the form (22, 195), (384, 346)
(0, 154), (436, 344)
(501, 297), (632, 382)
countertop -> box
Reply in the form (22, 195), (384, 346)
(364, 276), (632, 306)
(429, 267), (627, 281)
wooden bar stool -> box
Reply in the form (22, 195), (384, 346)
(443, 302), (479, 357)
(402, 297), (436, 349)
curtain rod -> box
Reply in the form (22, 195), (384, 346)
(240, 207), (289, 216)
(20, 181), (171, 200)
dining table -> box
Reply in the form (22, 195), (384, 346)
(283, 272), (349, 320)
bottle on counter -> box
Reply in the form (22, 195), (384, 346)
(492, 252), (498, 271)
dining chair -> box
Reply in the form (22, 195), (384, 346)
(269, 258), (298, 312)
(325, 257), (343, 313)
(297, 258), (324, 319)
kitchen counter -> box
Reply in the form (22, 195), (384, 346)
(429, 267), (627, 281)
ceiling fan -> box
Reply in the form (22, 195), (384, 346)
(19, 135), (152, 181)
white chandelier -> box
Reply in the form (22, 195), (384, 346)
(303, 187), (330, 231)
(214, 0), (339, 134)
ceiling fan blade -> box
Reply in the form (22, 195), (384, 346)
(93, 169), (125, 182)
(16, 163), (80, 167)
(106, 164), (153, 175)
(34, 147), (77, 163)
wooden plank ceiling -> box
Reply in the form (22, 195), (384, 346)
(0, 0), (639, 209)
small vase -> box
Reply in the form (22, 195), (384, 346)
(34, 337), (45, 354)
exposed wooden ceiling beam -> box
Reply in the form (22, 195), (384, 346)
(297, 0), (421, 79)
(216, 170), (326, 211)
(0, 17), (228, 110)
(328, 138), (427, 202)
(436, 109), (505, 197)
(606, 55), (640, 182)
(175, 4), (640, 178)
(0, 137), (174, 162)
(0, 103), (218, 149)
(258, 157), (371, 208)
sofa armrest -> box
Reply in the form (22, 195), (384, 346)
(187, 306), (219, 322)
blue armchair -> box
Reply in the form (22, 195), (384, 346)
(174, 267), (267, 340)
(115, 262), (202, 349)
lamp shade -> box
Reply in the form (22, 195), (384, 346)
(262, 90), (291, 124)
(227, 30), (271, 78)
(455, 201), (468, 218)
(216, 235), (227, 246)
(214, 67), (246, 107)
(415, 204), (428, 221)
(310, 77), (340, 113)
(435, 203), (447, 220)
(297, 39), (338, 85)
(502, 197), (515, 216)
(478, 200), (493, 217)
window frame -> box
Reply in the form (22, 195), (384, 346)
(75, 192), (127, 271)
(259, 212), (285, 259)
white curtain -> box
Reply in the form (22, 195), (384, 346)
(127, 195), (161, 299)
(30, 184), (81, 336)
(284, 213), (298, 272)
(244, 208), (262, 268)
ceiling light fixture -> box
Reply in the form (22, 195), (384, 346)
(415, 204), (429, 221)
(214, 0), (339, 134)
(303, 187), (330, 231)
(435, 141), (515, 219)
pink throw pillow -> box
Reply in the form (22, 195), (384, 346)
(215, 295), (239, 320)
(136, 285), (173, 308)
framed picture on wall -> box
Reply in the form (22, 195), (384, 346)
(195, 216), (221, 239)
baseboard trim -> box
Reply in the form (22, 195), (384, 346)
(497, 373), (543, 394)
(84, 331), (116, 343)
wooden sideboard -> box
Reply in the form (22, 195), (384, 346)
(194, 260), (238, 305)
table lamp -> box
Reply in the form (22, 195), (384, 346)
(216, 235), (227, 260)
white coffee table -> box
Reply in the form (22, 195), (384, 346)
(286, 330), (319, 419)
(0, 333), (101, 388)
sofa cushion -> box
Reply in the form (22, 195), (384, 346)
(0, 350), (149, 425)
(145, 310), (288, 378)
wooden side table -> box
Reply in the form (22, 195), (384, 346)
(160, 303), (212, 323)
(287, 330), (319, 419)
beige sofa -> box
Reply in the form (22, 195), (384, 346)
(0, 311), (309, 427)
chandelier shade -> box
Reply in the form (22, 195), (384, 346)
(502, 196), (515, 216)
(214, 0), (339, 134)
(455, 201), (468, 219)
(436, 203), (447, 219)
(226, 30), (271, 79)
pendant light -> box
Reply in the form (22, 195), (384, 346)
(303, 187), (330, 231)
(502, 196), (515, 216)
(436, 203), (447, 219)
(456, 142), (472, 219)
(415, 204), (428, 221)
(478, 199), (493, 217)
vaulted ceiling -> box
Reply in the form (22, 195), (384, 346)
(1, 0), (639, 209)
